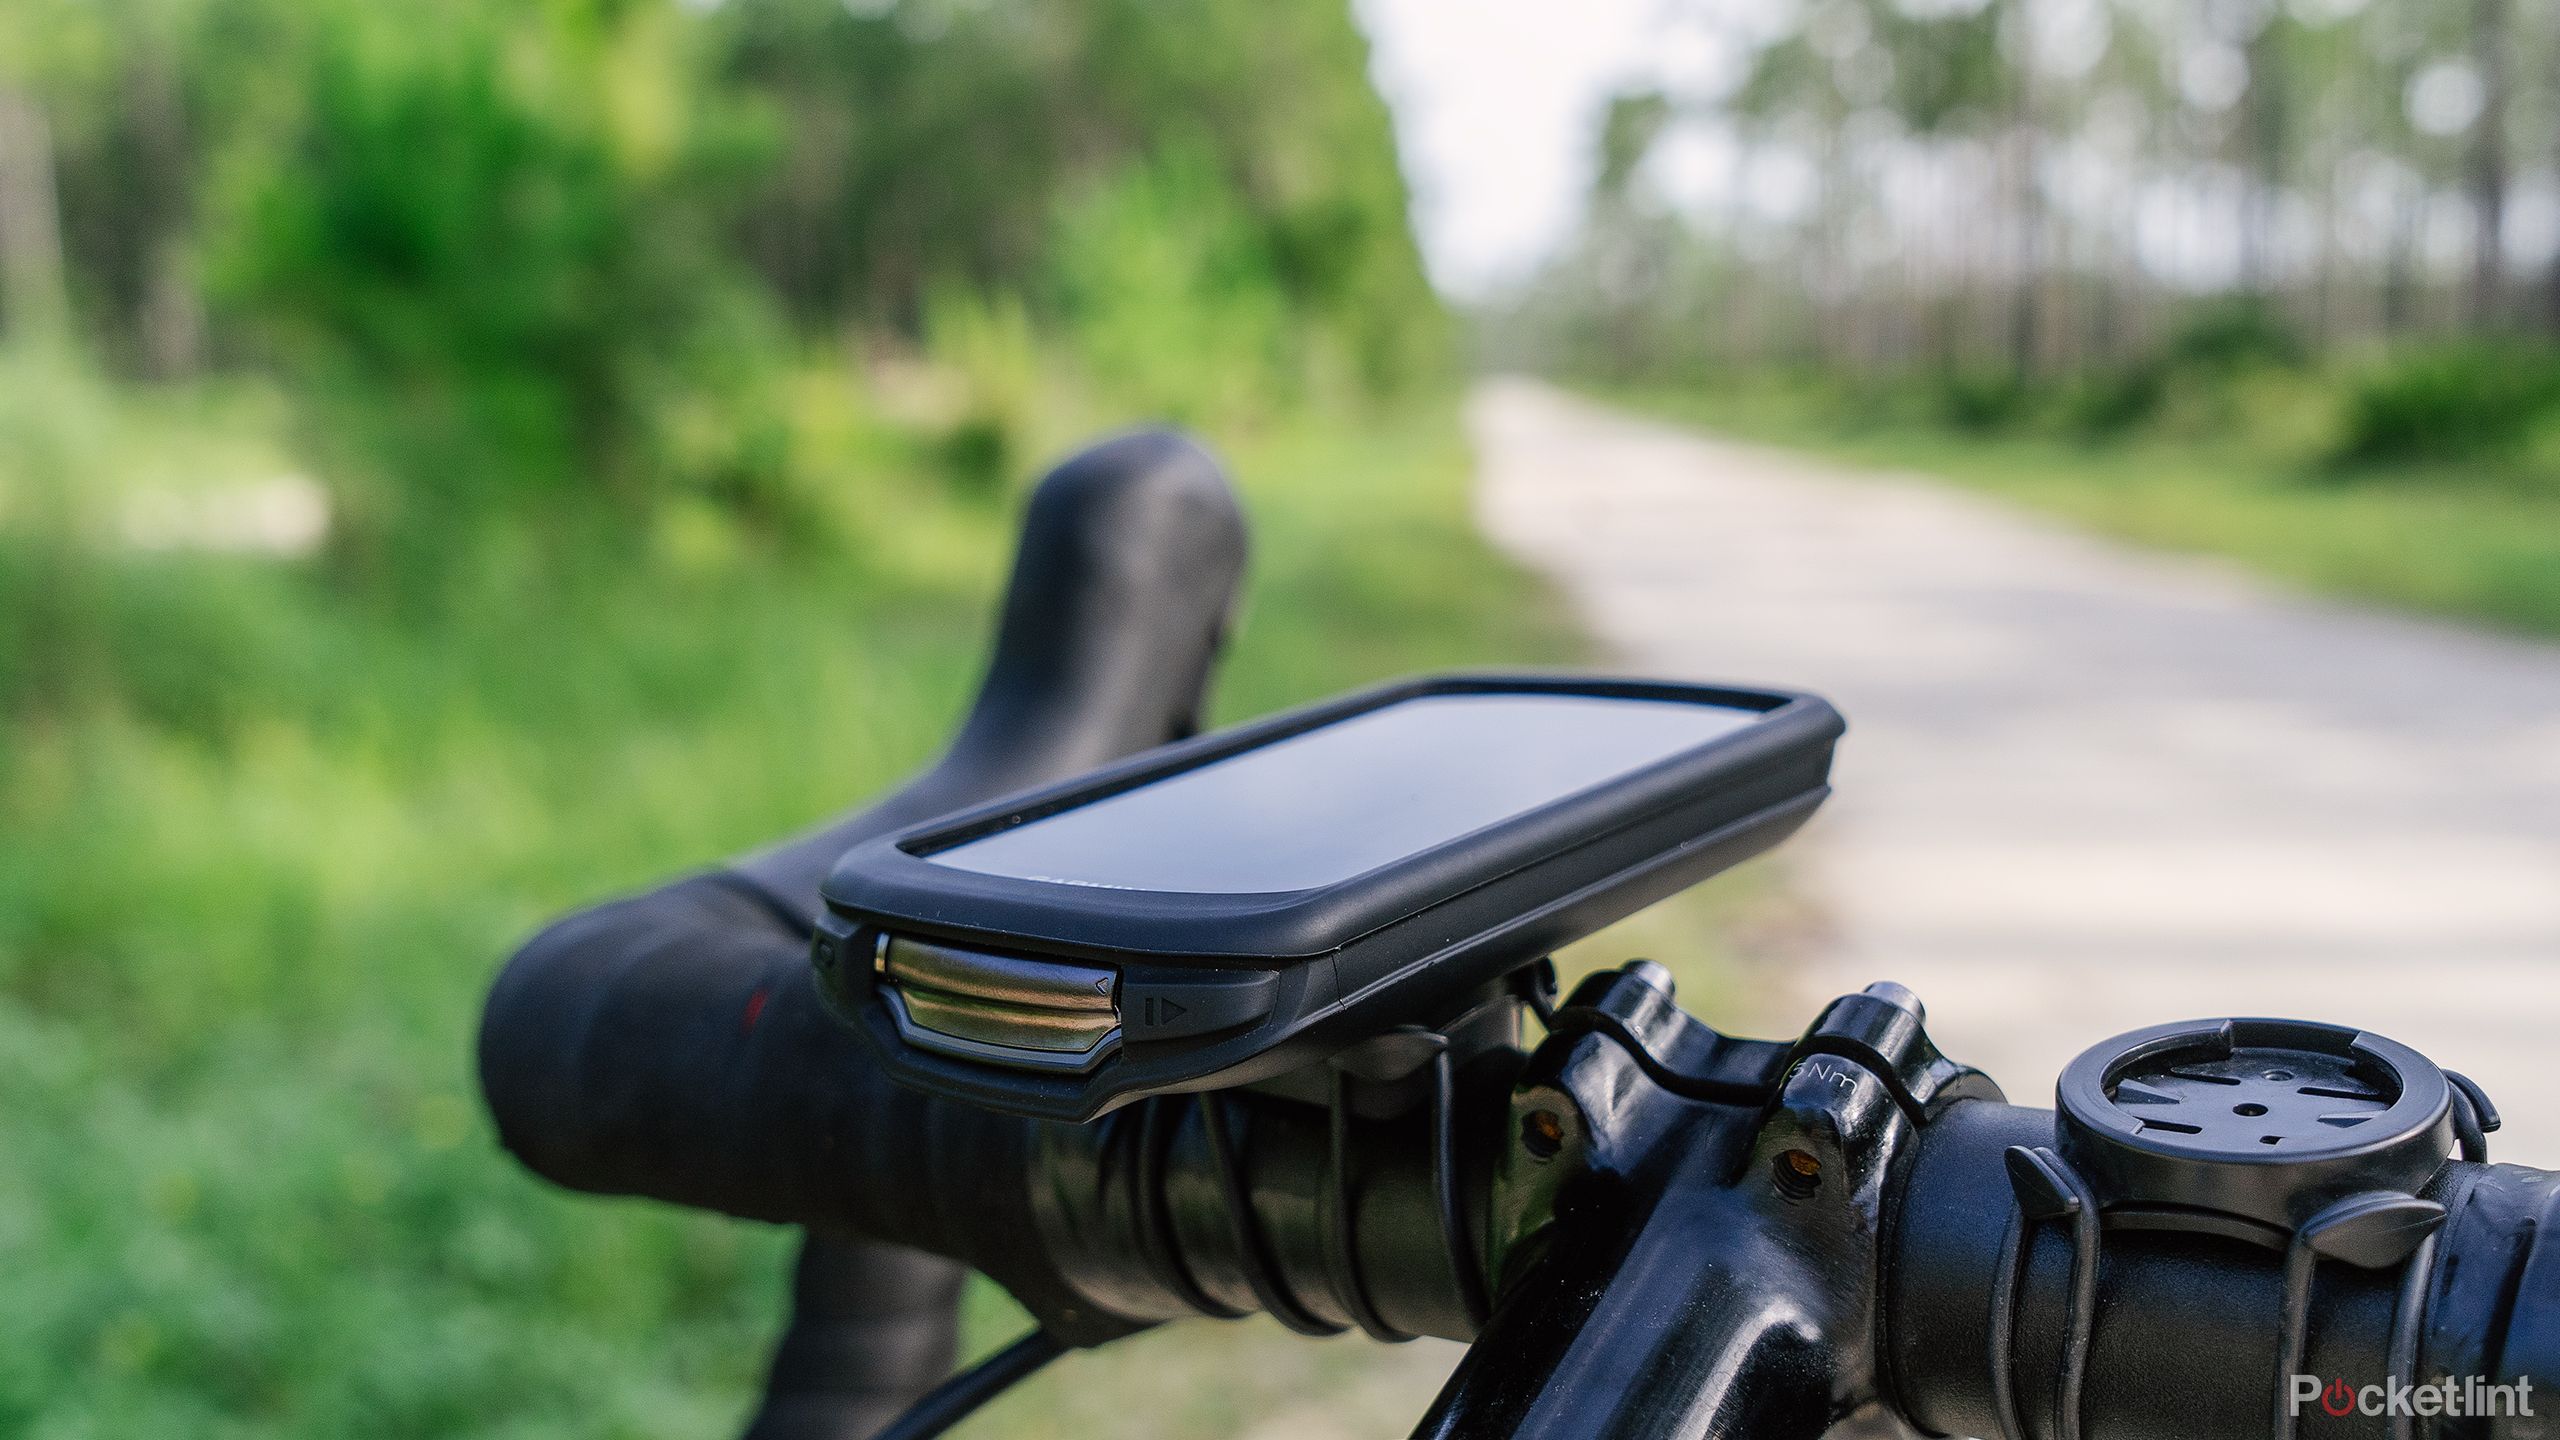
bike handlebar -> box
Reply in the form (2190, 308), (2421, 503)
(1887, 1100), (2560, 1440)
(489, 909), (2560, 1438)
(478, 430), (2559, 1438)
(482, 863), (1493, 1345)
(724, 428), (1247, 920)
(479, 427), (1253, 1433)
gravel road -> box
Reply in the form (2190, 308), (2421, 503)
(1472, 378), (2560, 1163)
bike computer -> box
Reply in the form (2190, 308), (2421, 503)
(813, 673), (1842, 1120)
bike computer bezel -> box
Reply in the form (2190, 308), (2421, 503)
(814, 673), (1843, 1120)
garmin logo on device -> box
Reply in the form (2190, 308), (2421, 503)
(2290, 1373), (2534, 1419)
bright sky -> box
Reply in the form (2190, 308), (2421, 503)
(1353, 0), (1674, 300)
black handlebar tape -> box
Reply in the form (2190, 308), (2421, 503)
(482, 872), (1139, 1347)
(1885, 1100), (2560, 1439)
(732, 429), (1244, 1430)
(740, 430), (1243, 1434)
(478, 429), (1252, 1415)
(743, 1237), (965, 1440)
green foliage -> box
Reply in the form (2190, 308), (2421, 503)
(0, 348), (114, 708)
(1932, 370), (2031, 433)
(1495, 0), (2560, 398)
(10, 0), (1447, 589)
(1867, 0), (2008, 135)
(1567, 290), (2560, 505)
(923, 288), (1042, 499)
(203, 0), (786, 579)
(2158, 299), (2306, 375)
(1047, 148), (1293, 425)
(0, 0), (1503, 1432)
(2054, 367), (2168, 437)
(1593, 93), (1672, 205)
(0, 350), (1568, 1434)
(2330, 345), (2560, 470)
(1731, 0), (2005, 136)
(706, 0), (1444, 391)
(2042, 302), (2310, 441)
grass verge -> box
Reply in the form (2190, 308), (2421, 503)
(1601, 381), (2560, 640)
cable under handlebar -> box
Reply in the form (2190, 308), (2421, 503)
(867, 1330), (1068, 1440)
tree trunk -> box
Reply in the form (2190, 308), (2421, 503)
(2383, 192), (2419, 336)
(2240, 19), (2290, 297)
(2004, 0), (2041, 383)
(131, 56), (204, 378)
(2468, 0), (2511, 330)
(0, 83), (69, 344)
(2006, 123), (2040, 381)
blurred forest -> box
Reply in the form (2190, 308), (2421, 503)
(0, 3), (1566, 1436)
(1493, 0), (2560, 484)
(0, 0), (1439, 562)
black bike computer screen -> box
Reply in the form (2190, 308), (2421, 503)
(919, 691), (1759, 894)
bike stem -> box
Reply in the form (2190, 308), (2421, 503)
(1421, 966), (1995, 1439)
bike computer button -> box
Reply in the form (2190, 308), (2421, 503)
(876, 933), (1121, 1072)
(1120, 970), (1282, 1042)
(2056, 1018), (2454, 1243)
